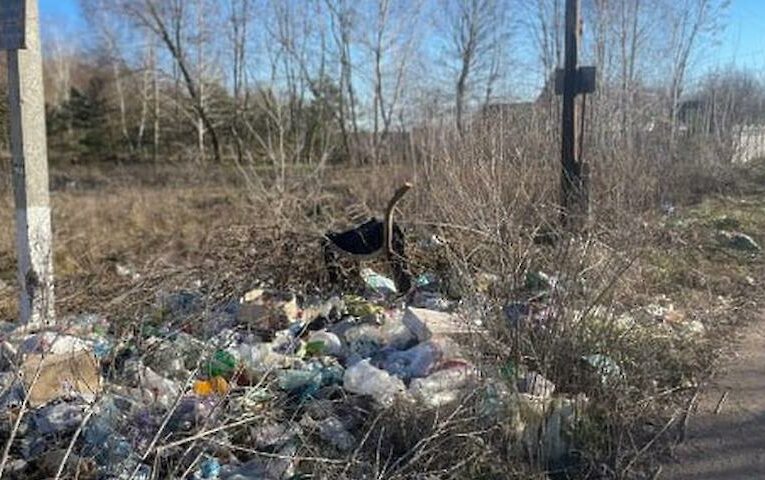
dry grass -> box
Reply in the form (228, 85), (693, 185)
(1, 129), (765, 478)
(0, 178), (246, 321)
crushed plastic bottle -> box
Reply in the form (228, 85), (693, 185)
(317, 416), (355, 452)
(414, 272), (439, 289)
(235, 342), (290, 373)
(361, 268), (397, 295)
(517, 372), (556, 398)
(410, 290), (455, 311)
(168, 396), (216, 432)
(277, 366), (323, 393)
(343, 359), (406, 406)
(194, 456), (221, 479)
(82, 398), (135, 470)
(126, 361), (182, 409)
(33, 402), (85, 435)
(193, 377), (230, 396)
(206, 349), (238, 378)
(344, 324), (387, 358)
(402, 307), (469, 341)
(277, 360), (344, 397)
(307, 330), (344, 358)
(380, 339), (446, 380)
(582, 354), (623, 383)
(408, 363), (477, 407)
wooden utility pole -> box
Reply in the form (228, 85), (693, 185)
(2, 0), (55, 325)
(559, 0), (591, 229)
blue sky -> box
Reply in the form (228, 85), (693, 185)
(40, 0), (84, 28)
(714, 0), (765, 71)
(39, 0), (765, 96)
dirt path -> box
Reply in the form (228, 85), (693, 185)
(661, 316), (765, 479)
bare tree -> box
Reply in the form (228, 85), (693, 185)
(583, 0), (651, 143)
(83, 0), (136, 152)
(693, 69), (765, 158)
(326, 0), (360, 160)
(150, 38), (160, 160)
(268, 0), (346, 163)
(46, 28), (73, 108)
(661, 0), (728, 147)
(363, 0), (424, 162)
(136, 47), (149, 150)
(135, 33), (156, 153)
(446, 0), (507, 134)
(616, 0), (644, 135)
(229, 0), (249, 110)
(229, 0), (250, 162)
(121, 0), (223, 162)
(522, 0), (563, 126)
(530, 0), (563, 82)
(194, 0), (207, 158)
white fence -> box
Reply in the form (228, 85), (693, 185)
(733, 125), (765, 164)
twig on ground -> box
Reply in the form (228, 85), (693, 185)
(621, 410), (679, 476)
(714, 390), (729, 414)
(0, 350), (48, 478)
(678, 386), (702, 444)
(156, 414), (262, 453)
(208, 438), (348, 464)
(54, 406), (95, 480)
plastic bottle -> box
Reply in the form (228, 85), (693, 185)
(379, 340), (444, 380)
(343, 359), (405, 406)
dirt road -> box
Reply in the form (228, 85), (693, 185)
(661, 316), (765, 479)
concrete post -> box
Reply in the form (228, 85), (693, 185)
(5, 0), (55, 325)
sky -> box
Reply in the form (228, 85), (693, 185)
(38, 0), (765, 97)
(697, 0), (765, 79)
(39, 0), (84, 29)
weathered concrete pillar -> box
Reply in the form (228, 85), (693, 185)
(5, 0), (55, 325)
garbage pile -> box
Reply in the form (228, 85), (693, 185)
(0, 270), (587, 479)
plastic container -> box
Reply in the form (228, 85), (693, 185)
(361, 268), (397, 295)
(193, 377), (230, 396)
(206, 350), (237, 378)
(343, 359), (405, 406)
(307, 330), (344, 358)
(380, 339), (444, 380)
(408, 364), (476, 407)
(194, 457), (221, 479)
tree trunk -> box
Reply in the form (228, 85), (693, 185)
(139, 0), (222, 162)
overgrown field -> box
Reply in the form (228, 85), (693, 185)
(1, 153), (764, 478)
